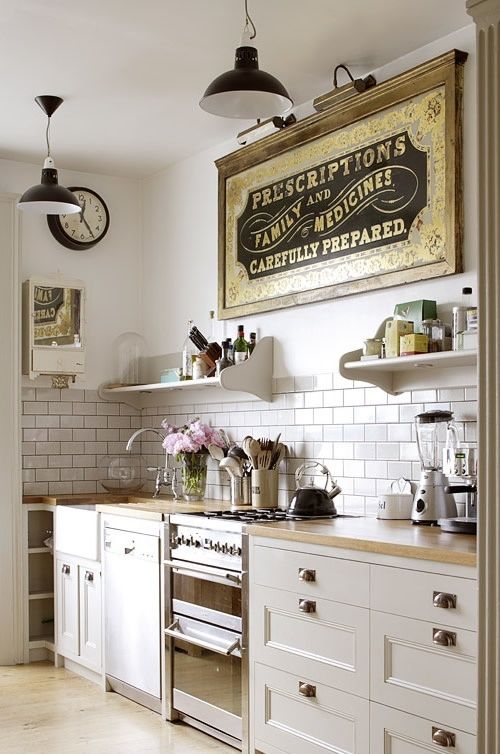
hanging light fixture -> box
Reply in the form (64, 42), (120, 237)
(199, 0), (293, 119)
(18, 96), (81, 215)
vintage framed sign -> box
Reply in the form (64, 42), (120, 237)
(216, 50), (467, 319)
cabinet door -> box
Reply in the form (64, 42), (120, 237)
(371, 610), (477, 733)
(78, 566), (102, 671)
(252, 584), (369, 698)
(254, 662), (369, 754)
(370, 701), (476, 754)
(56, 557), (79, 657)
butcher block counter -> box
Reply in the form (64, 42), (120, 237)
(246, 516), (476, 566)
(23, 494), (476, 565)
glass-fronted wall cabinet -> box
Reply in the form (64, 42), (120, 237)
(22, 277), (86, 384)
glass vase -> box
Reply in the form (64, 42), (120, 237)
(179, 452), (208, 501)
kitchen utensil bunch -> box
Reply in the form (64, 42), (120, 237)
(242, 435), (286, 471)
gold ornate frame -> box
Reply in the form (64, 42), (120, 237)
(216, 50), (467, 319)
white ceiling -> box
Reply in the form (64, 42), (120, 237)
(0, 0), (470, 178)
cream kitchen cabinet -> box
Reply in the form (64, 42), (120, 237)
(55, 554), (102, 676)
(249, 534), (477, 754)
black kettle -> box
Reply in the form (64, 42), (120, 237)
(287, 462), (342, 518)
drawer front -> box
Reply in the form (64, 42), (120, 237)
(254, 662), (369, 754)
(252, 544), (369, 607)
(32, 348), (85, 375)
(252, 585), (369, 698)
(370, 702), (476, 754)
(371, 611), (477, 733)
(371, 564), (477, 630)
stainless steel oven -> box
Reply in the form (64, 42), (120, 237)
(164, 514), (247, 751)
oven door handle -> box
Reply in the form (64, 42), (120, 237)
(164, 559), (241, 586)
(165, 619), (241, 657)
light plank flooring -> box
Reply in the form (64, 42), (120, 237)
(0, 663), (235, 753)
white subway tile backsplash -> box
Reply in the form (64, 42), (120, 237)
(314, 374), (333, 390)
(364, 424), (387, 442)
(48, 402), (73, 415)
(334, 407), (354, 424)
(354, 443), (376, 460)
(343, 388), (366, 407)
(313, 407), (332, 424)
(375, 405), (399, 423)
(376, 443), (401, 461)
(24, 402), (48, 415)
(323, 425), (343, 442)
(343, 425), (364, 442)
(353, 406), (376, 424)
(305, 391), (323, 408)
(304, 425), (322, 441)
(387, 423), (412, 442)
(294, 376), (314, 392)
(21, 379), (478, 500)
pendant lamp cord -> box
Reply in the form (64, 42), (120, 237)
(45, 116), (51, 158)
(244, 0), (256, 39)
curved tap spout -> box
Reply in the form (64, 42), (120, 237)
(125, 427), (166, 452)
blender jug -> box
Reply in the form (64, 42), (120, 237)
(412, 411), (458, 524)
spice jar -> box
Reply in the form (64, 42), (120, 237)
(363, 338), (384, 358)
(421, 319), (451, 352)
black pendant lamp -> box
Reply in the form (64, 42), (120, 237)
(18, 96), (81, 215)
(200, 0), (293, 119)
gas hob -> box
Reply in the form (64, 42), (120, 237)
(177, 508), (352, 523)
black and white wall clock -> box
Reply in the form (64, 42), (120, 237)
(47, 187), (110, 250)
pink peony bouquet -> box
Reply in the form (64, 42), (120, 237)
(161, 418), (226, 456)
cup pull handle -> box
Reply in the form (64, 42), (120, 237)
(298, 599), (316, 613)
(84, 571), (94, 582)
(298, 682), (316, 698)
(433, 628), (456, 647)
(432, 727), (456, 747)
(61, 564), (70, 575)
(433, 591), (457, 609)
(298, 568), (316, 582)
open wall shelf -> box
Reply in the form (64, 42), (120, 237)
(99, 336), (274, 408)
(340, 347), (477, 395)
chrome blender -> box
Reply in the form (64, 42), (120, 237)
(411, 410), (458, 524)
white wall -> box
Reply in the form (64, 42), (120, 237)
(0, 158), (143, 389)
(142, 25), (477, 377)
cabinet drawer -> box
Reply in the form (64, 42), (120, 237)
(254, 662), (369, 754)
(251, 585), (369, 698)
(371, 564), (477, 630)
(371, 611), (477, 733)
(32, 347), (85, 375)
(252, 544), (369, 607)
(370, 702), (476, 754)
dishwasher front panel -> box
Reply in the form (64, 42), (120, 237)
(104, 528), (161, 700)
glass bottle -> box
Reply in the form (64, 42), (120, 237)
(248, 332), (257, 355)
(234, 325), (248, 363)
(216, 340), (232, 375)
(181, 320), (196, 380)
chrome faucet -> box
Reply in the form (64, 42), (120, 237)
(126, 427), (170, 498)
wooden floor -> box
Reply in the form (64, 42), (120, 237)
(0, 663), (235, 753)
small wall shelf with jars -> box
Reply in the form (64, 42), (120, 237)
(340, 321), (477, 395)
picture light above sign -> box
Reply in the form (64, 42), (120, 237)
(47, 187), (110, 250)
(216, 50), (467, 319)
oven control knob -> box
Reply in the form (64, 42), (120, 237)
(214, 542), (221, 552)
(174, 536), (182, 546)
(222, 543), (229, 554)
(194, 539), (201, 548)
(180, 535), (187, 545)
(237, 547), (242, 556)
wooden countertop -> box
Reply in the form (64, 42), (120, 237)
(246, 517), (477, 567)
(23, 492), (240, 521)
(23, 494), (476, 565)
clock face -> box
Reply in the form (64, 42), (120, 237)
(47, 187), (110, 250)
